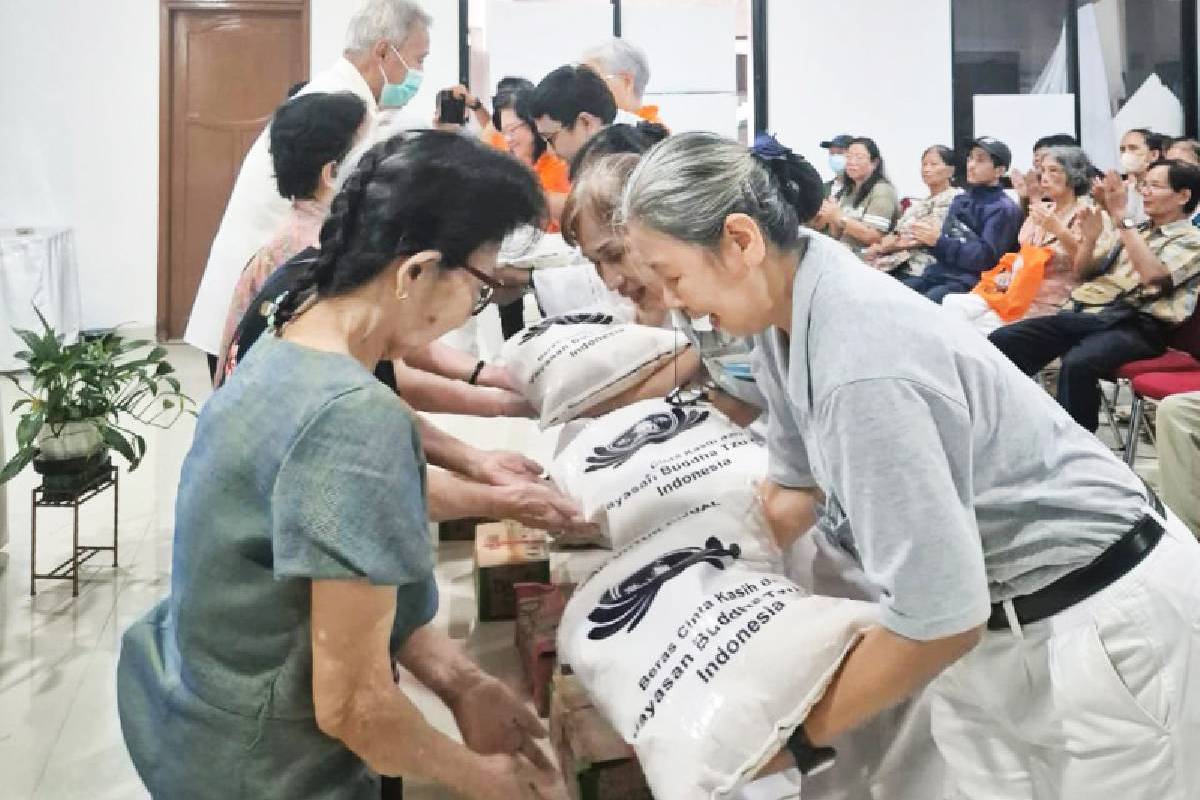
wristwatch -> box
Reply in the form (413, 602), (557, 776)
(785, 725), (837, 776)
(468, 97), (483, 111)
(1121, 217), (1138, 230)
(666, 380), (718, 407)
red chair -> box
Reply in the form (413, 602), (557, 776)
(1125, 368), (1200, 465)
(1103, 305), (1200, 453)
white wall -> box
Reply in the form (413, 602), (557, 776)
(0, 0), (457, 334)
(0, 0), (159, 331)
(767, 0), (954, 201)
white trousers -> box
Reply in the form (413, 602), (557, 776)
(931, 513), (1200, 799)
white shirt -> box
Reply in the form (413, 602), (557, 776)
(184, 58), (378, 354)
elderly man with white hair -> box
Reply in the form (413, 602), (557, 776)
(582, 37), (664, 127)
(186, 0), (431, 369)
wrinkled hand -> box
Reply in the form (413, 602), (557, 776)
(1027, 201), (1057, 232)
(467, 752), (566, 800)
(451, 672), (547, 755)
(1010, 168), (1029, 200)
(488, 480), (594, 534)
(470, 449), (545, 486)
(1094, 170), (1128, 219)
(1077, 203), (1105, 243)
(909, 219), (941, 247)
(862, 243), (882, 263)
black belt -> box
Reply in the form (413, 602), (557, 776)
(987, 510), (1164, 631)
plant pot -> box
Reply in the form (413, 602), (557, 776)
(37, 419), (104, 461)
(33, 450), (112, 500)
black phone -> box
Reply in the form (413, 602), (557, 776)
(437, 89), (467, 125)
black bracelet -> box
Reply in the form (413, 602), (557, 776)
(467, 360), (486, 385)
(785, 725), (837, 776)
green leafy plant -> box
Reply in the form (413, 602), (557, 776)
(1, 309), (195, 484)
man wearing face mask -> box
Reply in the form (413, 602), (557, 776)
(820, 134), (853, 199)
(186, 0), (432, 378)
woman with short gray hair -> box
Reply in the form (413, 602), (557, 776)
(944, 143), (1115, 331)
(619, 130), (1200, 798)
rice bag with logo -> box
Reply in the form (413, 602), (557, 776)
(500, 314), (688, 429)
(559, 496), (876, 800)
(550, 399), (767, 548)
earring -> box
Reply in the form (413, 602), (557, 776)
(396, 289), (409, 301)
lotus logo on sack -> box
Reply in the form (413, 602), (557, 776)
(585, 406), (710, 473)
(518, 312), (613, 345)
(586, 536), (741, 640)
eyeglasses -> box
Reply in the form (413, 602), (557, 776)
(539, 125), (568, 149)
(460, 264), (505, 315)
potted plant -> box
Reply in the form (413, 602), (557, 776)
(1, 310), (195, 493)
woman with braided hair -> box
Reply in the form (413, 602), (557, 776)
(117, 131), (565, 800)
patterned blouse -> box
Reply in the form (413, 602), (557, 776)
(214, 198), (328, 385)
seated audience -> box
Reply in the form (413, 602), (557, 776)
(582, 38), (664, 127)
(989, 160), (1200, 432)
(1168, 138), (1200, 166)
(1009, 133), (1077, 209)
(820, 133), (853, 198)
(1157, 391), (1200, 537)
(943, 145), (1115, 333)
(815, 137), (898, 255)
(1120, 127), (1169, 223)
(214, 91), (369, 385)
(1168, 138), (1200, 226)
(901, 136), (1023, 302)
(528, 64), (618, 163)
(865, 144), (961, 278)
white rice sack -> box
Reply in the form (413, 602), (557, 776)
(500, 313), (688, 429)
(559, 495), (876, 800)
(550, 399), (767, 548)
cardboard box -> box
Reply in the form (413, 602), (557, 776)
(474, 521), (551, 621)
(550, 669), (652, 800)
(514, 582), (573, 716)
(439, 516), (491, 542)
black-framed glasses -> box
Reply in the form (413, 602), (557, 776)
(461, 264), (505, 315)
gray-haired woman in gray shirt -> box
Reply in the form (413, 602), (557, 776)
(616, 131), (1200, 799)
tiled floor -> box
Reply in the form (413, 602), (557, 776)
(0, 344), (1163, 800)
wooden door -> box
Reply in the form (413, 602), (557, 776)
(158, 0), (309, 340)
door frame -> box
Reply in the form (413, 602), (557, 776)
(157, 0), (310, 341)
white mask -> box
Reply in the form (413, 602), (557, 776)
(1120, 151), (1146, 175)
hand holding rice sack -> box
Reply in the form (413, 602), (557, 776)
(558, 494), (876, 800)
(498, 310), (689, 429)
(549, 398), (766, 548)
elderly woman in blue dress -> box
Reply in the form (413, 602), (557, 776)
(117, 132), (563, 800)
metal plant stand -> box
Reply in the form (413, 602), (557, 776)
(30, 466), (119, 597)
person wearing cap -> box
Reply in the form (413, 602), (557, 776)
(820, 134), (853, 198)
(901, 136), (1023, 303)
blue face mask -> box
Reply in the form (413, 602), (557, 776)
(828, 153), (848, 174)
(380, 45), (423, 109)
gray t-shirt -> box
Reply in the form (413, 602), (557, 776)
(753, 231), (1149, 641)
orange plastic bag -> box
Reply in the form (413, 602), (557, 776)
(971, 245), (1053, 323)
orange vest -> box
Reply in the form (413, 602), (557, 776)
(636, 105), (665, 127)
(485, 128), (507, 152)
